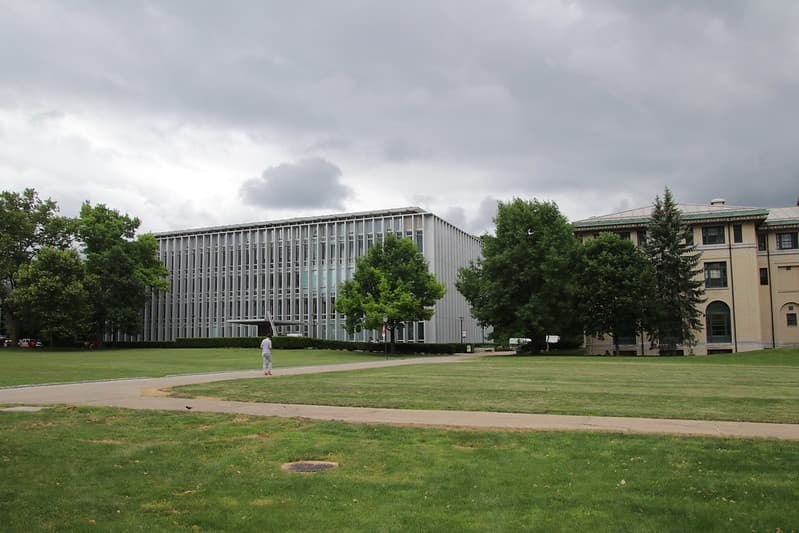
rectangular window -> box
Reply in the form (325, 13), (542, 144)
(733, 224), (743, 243)
(684, 228), (694, 246)
(760, 267), (769, 285)
(788, 313), (798, 327)
(702, 226), (725, 245)
(777, 232), (798, 250)
(709, 314), (730, 341)
(616, 231), (631, 240)
(636, 229), (647, 247)
(757, 233), (767, 251)
(704, 261), (728, 288)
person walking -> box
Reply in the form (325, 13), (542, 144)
(260, 334), (273, 376)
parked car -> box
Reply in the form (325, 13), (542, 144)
(17, 338), (43, 348)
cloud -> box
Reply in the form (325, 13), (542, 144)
(239, 157), (352, 210)
(1, 1), (798, 231)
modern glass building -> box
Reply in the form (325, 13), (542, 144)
(140, 207), (483, 343)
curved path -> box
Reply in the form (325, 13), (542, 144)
(2, 353), (799, 441)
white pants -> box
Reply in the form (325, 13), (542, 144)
(262, 353), (272, 372)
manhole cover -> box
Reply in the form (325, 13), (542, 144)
(1, 406), (49, 412)
(281, 461), (339, 473)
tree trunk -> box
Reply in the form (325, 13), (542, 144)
(1, 301), (19, 344)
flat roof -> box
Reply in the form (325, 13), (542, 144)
(154, 206), (429, 238)
(574, 203), (777, 230)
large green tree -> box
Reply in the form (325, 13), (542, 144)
(457, 198), (580, 349)
(642, 188), (704, 353)
(576, 232), (655, 355)
(11, 247), (91, 346)
(336, 233), (445, 352)
(78, 202), (169, 344)
(0, 189), (75, 341)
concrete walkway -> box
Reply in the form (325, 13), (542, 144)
(2, 353), (799, 441)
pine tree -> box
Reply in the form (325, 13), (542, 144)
(643, 188), (705, 354)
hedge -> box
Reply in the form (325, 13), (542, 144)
(109, 336), (467, 354)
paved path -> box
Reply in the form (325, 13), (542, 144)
(2, 353), (799, 441)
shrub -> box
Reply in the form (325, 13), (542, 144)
(109, 336), (467, 354)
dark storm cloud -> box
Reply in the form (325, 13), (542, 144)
(2, 0), (798, 219)
(240, 157), (352, 209)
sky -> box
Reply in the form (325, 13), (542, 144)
(1, 1), (798, 236)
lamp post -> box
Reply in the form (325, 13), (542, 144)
(458, 316), (464, 344)
(383, 315), (388, 360)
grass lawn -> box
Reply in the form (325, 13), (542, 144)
(1, 405), (797, 532)
(172, 348), (799, 424)
(0, 348), (400, 387)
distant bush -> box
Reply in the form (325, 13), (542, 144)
(105, 341), (178, 349)
(110, 336), (467, 354)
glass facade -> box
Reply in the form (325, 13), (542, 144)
(139, 208), (482, 343)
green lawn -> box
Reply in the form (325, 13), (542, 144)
(0, 348), (398, 387)
(1, 405), (797, 532)
(173, 348), (799, 424)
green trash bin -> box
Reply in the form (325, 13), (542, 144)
(466, 344), (472, 353)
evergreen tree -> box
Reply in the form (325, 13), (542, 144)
(643, 188), (705, 353)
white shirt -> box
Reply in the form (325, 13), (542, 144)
(260, 337), (272, 355)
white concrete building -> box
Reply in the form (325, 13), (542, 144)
(141, 207), (483, 343)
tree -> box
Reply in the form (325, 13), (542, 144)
(457, 198), (580, 350)
(11, 247), (91, 346)
(642, 188), (705, 353)
(336, 233), (445, 352)
(78, 202), (169, 344)
(576, 232), (655, 355)
(0, 189), (75, 342)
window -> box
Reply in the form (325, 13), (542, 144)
(706, 301), (732, 343)
(757, 233), (767, 251)
(733, 224), (743, 243)
(704, 262), (728, 288)
(685, 228), (694, 246)
(616, 231), (631, 240)
(637, 229), (647, 247)
(760, 267), (769, 286)
(702, 226), (725, 245)
(777, 232), (798, 250)
(788, 313), (797, 327)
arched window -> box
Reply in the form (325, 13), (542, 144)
(706, 301), (731, 343)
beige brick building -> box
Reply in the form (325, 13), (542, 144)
(574, 200), (799, 355)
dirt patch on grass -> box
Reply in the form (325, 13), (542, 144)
(141, 387), (171, 397)
(281, 461), (339, 473)
(81, 438), (126, 445)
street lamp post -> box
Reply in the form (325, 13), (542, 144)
(458, 316), (464, 344)
(383, 315), (388, 360)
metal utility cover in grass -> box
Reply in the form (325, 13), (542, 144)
(281, 461), (339, 473)
(1, 406), (49, 412)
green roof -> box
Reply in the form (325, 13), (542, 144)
(573, 209), (769, 230)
